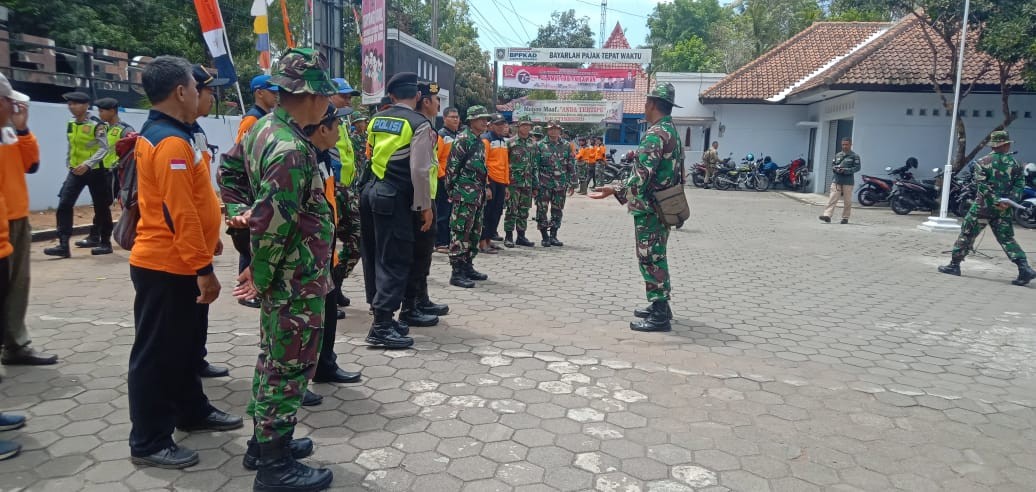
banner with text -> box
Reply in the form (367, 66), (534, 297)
(502, 66), (638, 92)
(494, 47), (652, 64)
(360, 0), (386, 104)
(512, 100), (624, 124)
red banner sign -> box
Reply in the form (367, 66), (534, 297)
(502, 65), (637, 92)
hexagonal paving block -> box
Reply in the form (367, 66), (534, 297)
(393, 431), (441, 453)
(646, 444), (693, 465)
(496, 461), (546, 486)
(513, 428), (556, 447)
(469, 423), (515, 443)
(621, 457), (670, 481)
(437, 436), (484, 458)
(428, 419), (472, 438)
(401, 451), (451, 475)
(362, 468), (416, 492)
(356, 447), (406, 470)
(544, 466), (594, 491)
(447, 455), (498, 481)
(575, 451), (622, 474)
(595, 471), (644, 492)
(567, 407), (606, 423)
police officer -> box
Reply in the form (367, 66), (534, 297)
(44, 91), (110, 258)
(359, 72), (431, 348)
(400, 80), (448, 328)
(940, 130), (1036, 286)
(232, 48), (337, 490)
(95, 98), (134, 207)
(590, 82), (684, 332)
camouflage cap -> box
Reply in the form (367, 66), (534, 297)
(466, 105), (492, 121)
(531, 125), (544, 136)
(350, 109), (370, 123)
(988, 130), (1012, 146)
(517, 114), (533, 126)
(271, 48), (337, 96)
(646, 81), (682, 108)
(546, 119), (562, 129)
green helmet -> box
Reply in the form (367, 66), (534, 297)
(271, 48), (337, 96)
(517, 114), (533, 126)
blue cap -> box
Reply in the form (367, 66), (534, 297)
(333, 78), (360, 96)
(250, 74), (279, 92)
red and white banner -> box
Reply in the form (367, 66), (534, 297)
(502, 66), (638, 92)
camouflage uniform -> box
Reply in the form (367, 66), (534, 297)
(504, 121), (540, 234)
(244, 49), (338, 444)
(951, 148), (1026, 262)
(535, 131), (576, 232)
(575, 142), (589, 192)
(613, 113), (683, 302)
(446, 111), (491, 263)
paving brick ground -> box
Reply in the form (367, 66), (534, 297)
(2, 189), (1036, 491)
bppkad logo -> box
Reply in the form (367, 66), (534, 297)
(516, 70), (532, 85)
(506, 49), (539, 61)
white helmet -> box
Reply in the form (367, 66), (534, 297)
(1025, 162), (1036, 177)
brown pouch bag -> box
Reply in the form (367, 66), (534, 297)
(651, 133), (689, 228)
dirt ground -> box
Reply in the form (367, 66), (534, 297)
(28, 204), (122, 231)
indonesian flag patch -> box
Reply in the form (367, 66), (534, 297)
(170, 158), (188, 170)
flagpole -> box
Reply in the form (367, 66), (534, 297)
(214, 1), (248, 114)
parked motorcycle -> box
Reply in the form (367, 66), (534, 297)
(889, 167), (941, 215)
(690, 153), (732, 188)
(773, 157), (809, 191)
(713, 157), (769, 192)
(1014, 179), (1036, 228)
(757, 156), (780, 188)
(857, 159), (917, 206)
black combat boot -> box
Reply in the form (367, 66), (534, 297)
(540, 229), (551, 247)
(366, 310), (413, 349)
(549, 228), (564, 247)
(504, 231), (515, 248)
(400, 298), (438, 327)
(416, 283), (449, 316)
(633, 301), (673, 320)
(630, 301), (672, 332)
(243, 436), (315, 471)
(91, 242), (113, 255)
(515, 230), (535, 247)
(74, 235), (99, 248)
(450, 261), (475, 288)
(578, 180), (588, 195)
(44, 236), (71, 258)
(466, 260), (489, 281)
(253, 437), (333, 492)
(337, 291), (350, 307)
(938, 258), (962, 276)
(1012, 259), (1036, 286)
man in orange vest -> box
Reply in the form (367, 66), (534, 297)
(435, 107), (461, 252)
(480, 114), (510, 253)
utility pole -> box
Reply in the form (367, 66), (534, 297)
(430, 0), (439, 49)
(599, 0), (607, 47)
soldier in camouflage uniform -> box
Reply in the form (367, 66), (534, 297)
(446, 105), (493, 288)
(503, 115), (539, 248)
(590, 82), (684, 332)
(531, 125), (544, 143)
(940, 130), (1036, 286)
(535, 120), (577, 247)
(233, 48), (336, 491)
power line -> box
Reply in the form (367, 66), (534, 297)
(571, 0), (647, 19)
(505, 0), (533, 40)
(489, 0), (528, 44)
(469, 2), (521, 46)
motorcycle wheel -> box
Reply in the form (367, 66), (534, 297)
(691, 172), (706, 188)
(1015, 202), (1036, 229)
(713, 176), (733, 191)
(754, 175), (770, 192)
(890, 194), (913, 215)
(857, 186), (880, 207)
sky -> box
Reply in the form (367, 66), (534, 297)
(469, 0), (669, 53)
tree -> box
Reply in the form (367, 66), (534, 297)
(731, 0), (824, 57)
(529, 9), (594, 69)
(656, 36), (721, 72)
(647, 0), (729, 47)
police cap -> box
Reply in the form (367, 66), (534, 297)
(192, 65), (231, 89)
(95, 98), (120, 110)
(62, 91), (91, 103)
(417, 80), (440, 97)
(386, 72), (419, 96)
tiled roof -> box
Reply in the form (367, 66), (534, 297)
(790, 15), (1027, 97)
(498, 21), (648, 116)
(699, 22), (892, 103)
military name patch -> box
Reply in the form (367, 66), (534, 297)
(372, 119), (405, 135)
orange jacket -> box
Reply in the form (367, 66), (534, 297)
(236, 115), (259, 144)
(130, 111), (222, 276)
(484, 133), (510, 185)
(0, 167), (11, 259)
(436, 134), (450, 179)
(0, 131), (39, 220)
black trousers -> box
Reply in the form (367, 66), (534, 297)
(57, 169), (113, 240)
(128, 266), (213, 457)
(359, 180), (414, 313)
(228, 228), (252, 274)
(316, 235), (342, 376)
(406, 211), (436, 302)
(0, 256), (9, 350)
(435, 178), (451, 247)
(481, 180), (507, 240)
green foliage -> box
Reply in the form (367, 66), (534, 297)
(656, 36), (720, 72)
(647, 0), (729, 47)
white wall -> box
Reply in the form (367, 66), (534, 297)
(656, 72), (726, 119)
(21, 101), (241, 211)
(710, 104), (812, 165)
(851, 92), (1036, 181)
